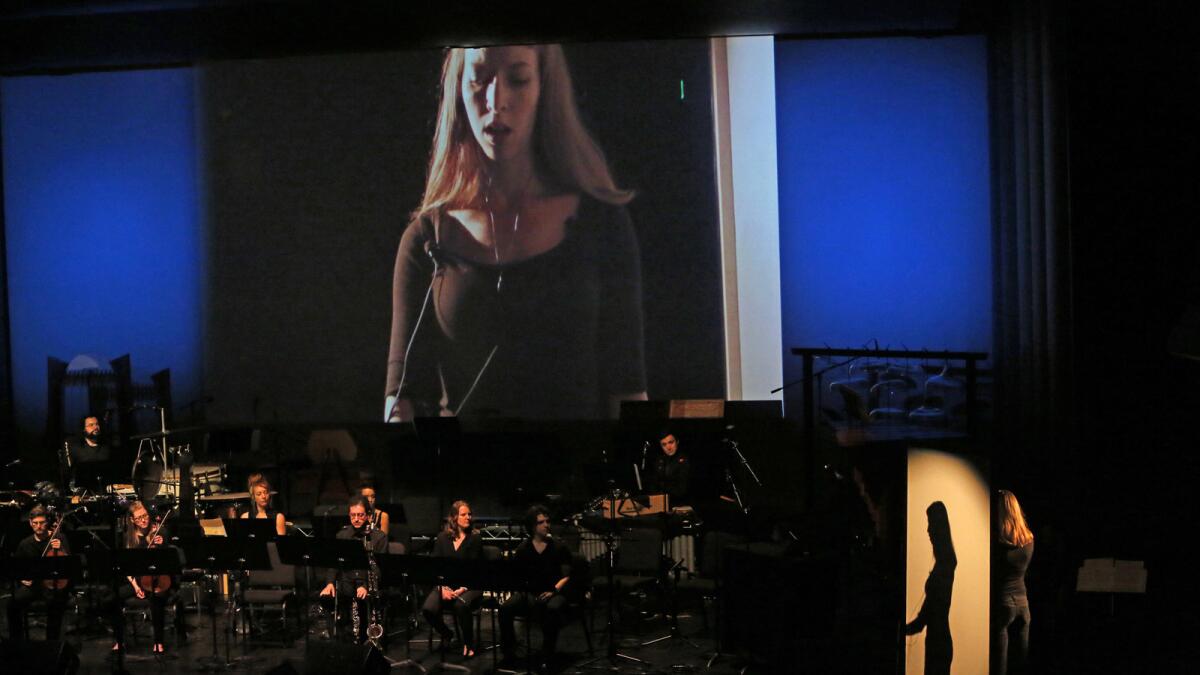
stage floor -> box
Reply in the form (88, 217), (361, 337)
(24, 602), (747, 674)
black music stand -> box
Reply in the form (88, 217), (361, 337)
(304, 537), (372, 644)
(275, 535), (325, 656)
(412, 416), (461, 528)
(189, 532), (272, 671)
(577, 496), (655, 672)
(1, 555), (84, 660)
(0, 554), (83, 586)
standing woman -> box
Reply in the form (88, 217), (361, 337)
(422, 500), (483, 658)
(109, 501), (176, 655)
(992, 490), (1034, 675)
(385, 44), (647, 422)
(241, 478), (287, 535)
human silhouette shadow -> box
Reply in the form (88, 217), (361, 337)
(905, 501), (956, 675)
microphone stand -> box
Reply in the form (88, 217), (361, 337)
(578, 481), (652, 672)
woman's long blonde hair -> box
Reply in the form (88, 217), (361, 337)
(996, 489), (1034, 547)
(415, 44), (632, 220)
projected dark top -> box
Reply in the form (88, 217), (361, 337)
(387, 196), (646, 420)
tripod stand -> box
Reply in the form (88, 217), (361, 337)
(578, 487), (653, 672)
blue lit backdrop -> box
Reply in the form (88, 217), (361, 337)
(2, 68), (201, 438)
(774, 37), (992, 410)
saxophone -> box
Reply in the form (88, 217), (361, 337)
(364, 519), (384, 643)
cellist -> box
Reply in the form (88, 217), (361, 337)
(6, 506), (72, 640)
(106, 501), (177, 655)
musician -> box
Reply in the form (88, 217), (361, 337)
(422, 500), (483, 658)
(6, 506), (72, 641)
(62, 414), (111, 492)
(499, 504), (572, 666)
(360, 483), (390, 535)
(104, 501), (179, 654)
(319, 496), (387, 642)
(241, 478), (287, 535)
(651, 430), (690, 504)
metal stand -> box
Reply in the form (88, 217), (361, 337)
(578, 486), (652, 672)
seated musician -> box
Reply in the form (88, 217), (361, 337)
(499, 504), (573, 667)
(422, 500), (483, 658)
(360, 483), (390, 535)
(6, 506), (72, 641)
(652, 430), (691, 505)
(319, 496), (387, 643)
(105, 501), (181, 655)
(240, 478), (286, 535)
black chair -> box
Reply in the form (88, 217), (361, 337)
(242, 541), (297, 645)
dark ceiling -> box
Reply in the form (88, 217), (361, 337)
(1, 0), (982, 74)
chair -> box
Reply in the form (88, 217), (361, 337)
(242, 541), (296, 645)
(423, 544), (499, 671)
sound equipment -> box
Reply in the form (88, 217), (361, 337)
(303, 641), (388, 674)
(0, 640), (80, 674)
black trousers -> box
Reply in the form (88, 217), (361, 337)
(6, 583), (71, 640)
(319, 591), (372, 643)
(101, 582), (176, 645)
(422, 588), (482, 649)
(499, 592), (568, 657)
(992, 596), (1031, 675)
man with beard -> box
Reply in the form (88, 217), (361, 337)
(63, 414), (111, 492)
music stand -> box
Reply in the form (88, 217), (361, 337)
(1, 555), (84, 657)
(303, 537), (372, 644)
(577, 498), (654, 672)
(411, 417), (462, 527)
(189, 532), (272, 671)
(274, 536), (323, 654)
(0, 554), (83, 585)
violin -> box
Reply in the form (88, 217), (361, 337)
(41, 513), (69, 590)
(137, 506), (177, 594)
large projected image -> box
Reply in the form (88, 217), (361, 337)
(199, 40), (725, 425)
(3, 40), (726, 444)
(385, 45), (646, 422)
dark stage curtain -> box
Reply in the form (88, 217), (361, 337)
(988, 0), (1072, 466)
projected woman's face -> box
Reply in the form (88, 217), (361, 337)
(461, 46), (541, 163)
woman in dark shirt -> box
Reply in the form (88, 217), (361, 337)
(422, 500), (483, 657)
(992, 489), (1034, 675)
(240, 478), (286, 535)
(108, 501), (176, 655)
(385, 44), (647, 422)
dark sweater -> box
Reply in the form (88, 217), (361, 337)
(386, 197), (646, 419)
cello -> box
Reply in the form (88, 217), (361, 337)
(137, 506), (177, 595)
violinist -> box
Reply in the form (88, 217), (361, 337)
(240, 478), (287, 536)
(360, 483), (390, 535)
(105, 501), (177, 655)
(319, 496), (387, 642)
(6, 506), (72, 640)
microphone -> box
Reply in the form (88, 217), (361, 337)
(4, 459), (20, 468)
(424, 240), (445, 273)
(641, 441), (649, 471)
